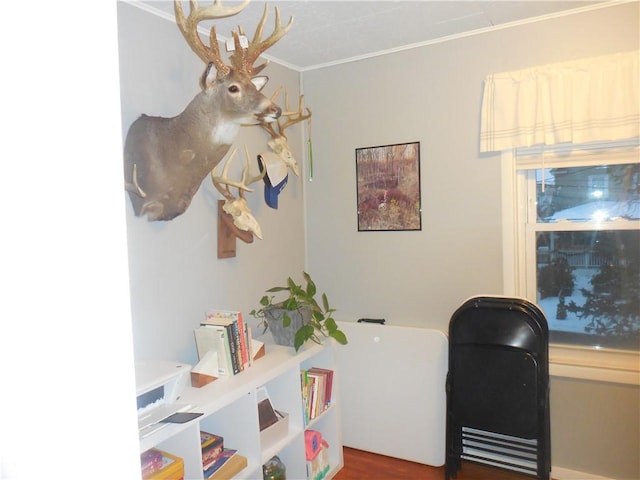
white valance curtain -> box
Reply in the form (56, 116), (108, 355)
(480, 51), (639, 152)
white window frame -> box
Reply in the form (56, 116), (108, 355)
(501, 141), (640, 386)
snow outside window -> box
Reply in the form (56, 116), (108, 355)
(502, 142), (640, 384)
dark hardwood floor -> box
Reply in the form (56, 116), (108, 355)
(335, 447), (546, 480)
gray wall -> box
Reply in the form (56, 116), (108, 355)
(551, 377), (640, 479)
(302, 2), (639, 479)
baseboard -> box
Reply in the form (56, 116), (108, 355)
(552, 466), (615, 480)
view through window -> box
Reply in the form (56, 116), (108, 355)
(520, 159), (639, 350)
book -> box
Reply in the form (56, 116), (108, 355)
(202, 309), (255, 373)
(200, 431), (224, 469)
(246, 325), (254, 365)
(236, 311), (249, 369)
(226, 322), (240, 374)
(307, 371), (320, 419)
(140, 448), (163, 478)
(300, 370), (313, 425)
(207, 453), (247, 480)
(204, 309), (239, 325)
(203, 448), (238, 478)
(194, 325), (233, 376)
(308, 367), (334, 410)
(230, 319), (243, 373)
(300, 367), (334, 421)
(203, 310), (242, 374)
(143, 450), (184, 480)
(201, 431), (224, 450)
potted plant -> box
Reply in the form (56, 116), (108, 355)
(250, 272), (348, 351)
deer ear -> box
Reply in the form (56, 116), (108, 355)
(201, 62), (219, 89)
(251, 76), (269, 92)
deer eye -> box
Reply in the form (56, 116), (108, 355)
(228, 85), (240, 93)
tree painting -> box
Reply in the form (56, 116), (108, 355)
(356, 142), (421, 231)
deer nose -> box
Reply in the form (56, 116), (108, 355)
(269, 104), (282, 119)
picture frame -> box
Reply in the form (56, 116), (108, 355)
(356, 141), (421, 231)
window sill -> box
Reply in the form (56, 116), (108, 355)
(549, 344), (639, 385)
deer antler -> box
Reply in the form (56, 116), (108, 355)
(280, 91), (312, 135)
(175, 1), (293, 80)
(258, 89), (312, 177)
(259, 88), (311, 140)
(211, 147), (266, 239)
(211, 146), (265, 199)
(174, 0), (251, 76)
(231, 4), (294, 76)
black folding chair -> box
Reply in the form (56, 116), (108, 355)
(445, 296), (551, 479)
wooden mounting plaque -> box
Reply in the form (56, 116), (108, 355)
(217, 200), (254, 259)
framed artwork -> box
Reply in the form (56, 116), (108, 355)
(356, 141), (421, 231)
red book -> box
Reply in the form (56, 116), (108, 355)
(140, 448), (164, 478)
(200, 431), (224, 468)
(203, 449), (237, 478)
(308, 367), (334, 410)
(236, 312), (249, 369)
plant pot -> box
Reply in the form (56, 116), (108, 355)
(265, 307), (311, 347)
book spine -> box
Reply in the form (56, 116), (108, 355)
(308, 368), (334, 410)
(246, 325), (253, 366)
(145, 452), (183, 480)
(316, 374), (325, 417)
(202, 445), (223, 470)
(201, 432), (224, 467)
(301, 370), (311, 425)
(307, 372), (320, 419)
(141, 449), (164, 477)
(203, 449), (237, 477)
(226, 323), (240, 375)
(325, 370), (333, 407)
(220, 327), (234, 377)
(236, 312), (249, 370)
(230, 320), (243, 372)
(200, 432), (224, 449)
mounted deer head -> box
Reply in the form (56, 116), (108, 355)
(211, 146), (265, 239)
(258, 89), (312, 177)
(123, 1), (293, 221)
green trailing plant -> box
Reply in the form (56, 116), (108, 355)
(250, 272), (348, 351)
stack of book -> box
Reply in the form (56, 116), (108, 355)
(300, 367), (334, 425)
(140, 449), (184, 480)
(200, 431), (248, 479)
(201, 431), (224, 472)
(193, 309), (264, 378)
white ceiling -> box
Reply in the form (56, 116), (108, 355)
(134, 1), (608, 71)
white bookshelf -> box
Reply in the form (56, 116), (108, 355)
(139, 342), (343, 480)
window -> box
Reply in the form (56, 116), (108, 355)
(503, 142), (640, 384)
